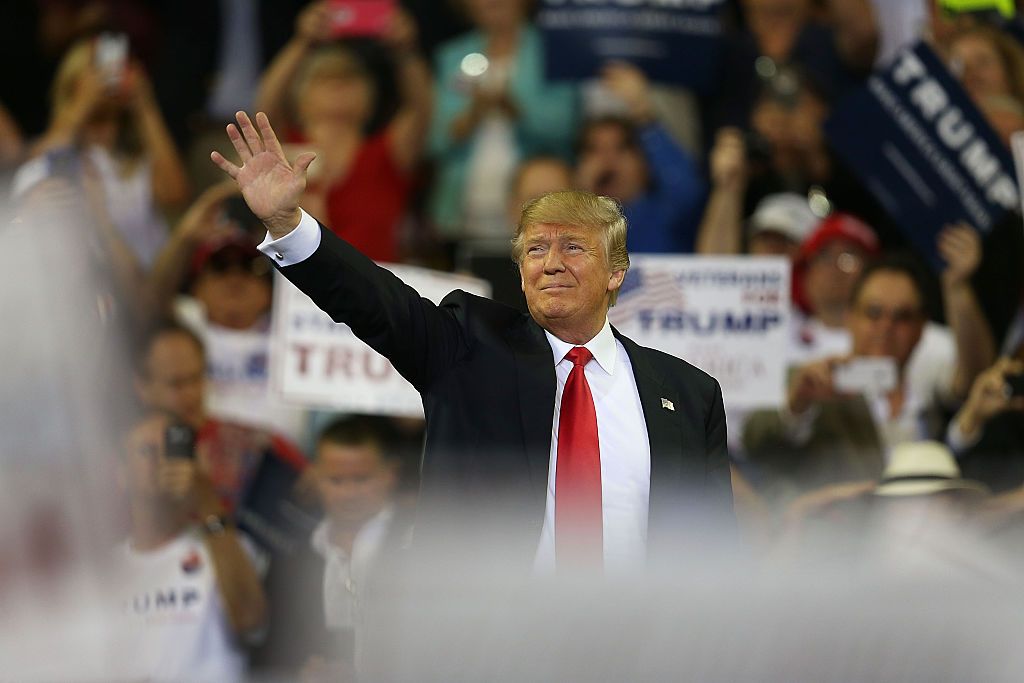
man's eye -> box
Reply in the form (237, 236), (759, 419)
(567, 244), (583, 252)
(527, 245), (544, 254)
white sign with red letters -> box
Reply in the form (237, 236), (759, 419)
(271, 266), (490, 417)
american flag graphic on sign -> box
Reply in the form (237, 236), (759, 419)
(608, 268), (686, 328)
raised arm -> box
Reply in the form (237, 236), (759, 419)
(125, 63), (191, 209)
(382, 9), (433, 173)
(697, 128), (748, 255)
(253, 1), (332, 128)
(146, 182), (240, 320)
(938, 224), (997, 400)
(211, 111), (466, 390)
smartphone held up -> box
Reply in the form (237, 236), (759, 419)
(327, 0), (395, 38)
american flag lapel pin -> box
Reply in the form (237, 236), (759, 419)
(661, 398), (674, 411)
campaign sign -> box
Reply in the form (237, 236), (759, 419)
(608, 256), (790, 409)
(537, 0), (727, 91)
(825, 41), (1018, 270)
(271, 267), (491, 417)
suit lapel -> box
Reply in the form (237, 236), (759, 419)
(509, 318), (556, 502)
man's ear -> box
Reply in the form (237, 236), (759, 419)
(608, 269), (626, 293)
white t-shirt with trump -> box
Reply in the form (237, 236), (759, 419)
(111, 528), (265, 682)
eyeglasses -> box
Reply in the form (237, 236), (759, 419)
(855, 304), (923, 325)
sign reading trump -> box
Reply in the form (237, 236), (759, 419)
(825, 41), (1018, 270)
(608, 256), (790, 409)
(271, 267), (491, 417)
(537, 0), (727, 91)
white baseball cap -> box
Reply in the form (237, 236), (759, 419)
(748, 193), (819, 244)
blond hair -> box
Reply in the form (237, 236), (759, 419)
(52, 40), (94, 118)
(950, 23), (1024, 103)
(51, 39), (141, 161)
(291, 45), (374, 124)
(512, 190), (630, 305)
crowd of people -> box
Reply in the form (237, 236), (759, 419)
(4, 0), (1024, 680)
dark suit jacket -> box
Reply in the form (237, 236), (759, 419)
(278, 223), (734, 565)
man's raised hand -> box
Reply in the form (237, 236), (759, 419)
(210, 111), (316, 239)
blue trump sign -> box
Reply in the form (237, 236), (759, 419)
(537, 0), (727, 92)
(825, 41), (1018, 270)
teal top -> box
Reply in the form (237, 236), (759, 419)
(427, 24), (580, 238)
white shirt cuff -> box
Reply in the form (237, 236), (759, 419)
(257, 209), (321, 267)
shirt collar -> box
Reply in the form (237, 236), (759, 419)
(310, 505), (396, 559)
(543, 318), (616, 375)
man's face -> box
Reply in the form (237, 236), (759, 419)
(519, 222), (624, 339)
(507, 160), (572, 227)
(135, 333), (206, 429)
(848, 271), (925, 368)
(191, 249), (272, 330)
(951, 34), (1011, 102)
(804, 239), (868, 316)
(315, 441), (396, 525)
(749, 230), (799, 259)
(300, 72), (374, 129)
(576, 123), (648, 203)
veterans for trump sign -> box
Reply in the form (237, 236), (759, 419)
(537, 0), (727, 91)
(270, 267), (490, 417)
(608, 255), (790, 409)
(825, 41), (1018, 271)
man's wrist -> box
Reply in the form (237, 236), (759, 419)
(265, 208), (302, 239)
(941, 273), (972, 292)
(199, 513), (234, 537)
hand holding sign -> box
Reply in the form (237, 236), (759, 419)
(211, 111), (316, 239)
(937, 222), (982, 287)
(601, 61), (655, 124)
(709, 127), (748, 190)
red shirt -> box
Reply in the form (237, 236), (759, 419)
(307, 130), (412, 263)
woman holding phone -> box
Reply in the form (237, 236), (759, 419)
(254, 0), (432, 264)
(15, 36), (190, 267)
(427, 0), (578, 245)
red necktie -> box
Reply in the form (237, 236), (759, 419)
(555, 346), (602, 567)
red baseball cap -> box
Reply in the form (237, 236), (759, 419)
(797, 212), (881, 264)
(792, 212), (880, 314)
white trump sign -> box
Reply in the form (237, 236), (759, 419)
(608, 255), (790, 409)
(270, 267), (491, 417)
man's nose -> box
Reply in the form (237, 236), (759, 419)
(542, 247), (565, 273)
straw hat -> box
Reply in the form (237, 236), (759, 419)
(874, 441), (989, 497)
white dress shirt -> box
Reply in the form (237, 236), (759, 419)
(533, 319), (652, 574)
(310, 506), (395, 631)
